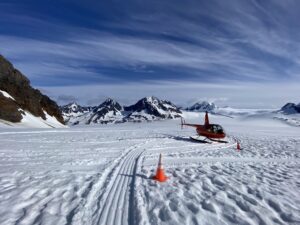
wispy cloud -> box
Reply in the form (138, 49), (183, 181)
(43, 80), (300, 109)
(2, 26), (298, 84)
(0, 0), (299, 106)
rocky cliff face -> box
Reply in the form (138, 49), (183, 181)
(0, 55), (64, 124)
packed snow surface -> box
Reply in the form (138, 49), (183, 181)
(0, 112), (299, 225)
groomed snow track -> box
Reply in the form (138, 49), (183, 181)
(76, 140), (152, 225)
(93, 144), (145, 225)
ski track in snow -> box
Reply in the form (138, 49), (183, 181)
(0, 116), (300, 225)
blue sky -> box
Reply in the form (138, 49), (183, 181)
(0, 0), (299, 107)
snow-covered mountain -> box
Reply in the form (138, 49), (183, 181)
(185, 101), (216, 112)
(279, 102), (300, 114)
(270, 102), (300, 127)
(61, 102), (93, 124)
(62, 96), (182, 125)
(61, 99), (123, 125)
(88, 98), (123, 124)
(61, 102), (93, 115)
(124, 96), (182, 122)
(185, 101), (276, 117)
(0, 55), (65, 128)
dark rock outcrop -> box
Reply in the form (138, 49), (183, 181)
(0, 55), (64, 124)
(0, 95), (23, 122)
(280, 102), (300, 114)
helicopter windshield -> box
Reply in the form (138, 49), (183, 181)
(211, 124), (224, 134)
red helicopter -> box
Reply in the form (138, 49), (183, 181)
(181, 111), (227, 143)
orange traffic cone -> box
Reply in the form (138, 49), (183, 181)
(237, 142), (241, 151)
(153, 154), (168, 182)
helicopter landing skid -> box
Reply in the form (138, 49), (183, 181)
(189, 136), (212, 143)
(190, 136), (229, 144)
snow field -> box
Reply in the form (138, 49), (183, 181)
(138, 162), (300, 225)
(0, 115), (299, 225)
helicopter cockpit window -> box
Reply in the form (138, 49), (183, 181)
(212, 125), (224, 134)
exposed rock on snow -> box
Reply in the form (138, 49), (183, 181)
(185, 101), (216, 112)
(280, 102), (300, 114)
(0, 55), (65, 128)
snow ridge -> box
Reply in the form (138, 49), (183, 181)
(185, 101), (216, 112)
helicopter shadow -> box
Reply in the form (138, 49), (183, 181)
(161, 134), (201, 143)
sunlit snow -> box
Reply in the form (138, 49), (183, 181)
(0, 112), (299, 225)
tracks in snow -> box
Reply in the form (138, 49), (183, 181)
(74, 136), (236, 225)
(95, 146), (144, 225)
(77, 140), (149, 225)
(75, 136), (236, 225)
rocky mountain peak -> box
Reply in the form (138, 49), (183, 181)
(88, 98), (123, 124)
(0, 55), (64, 125)
(97, 98), (122, 111)
(124, 96), (182, 121)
